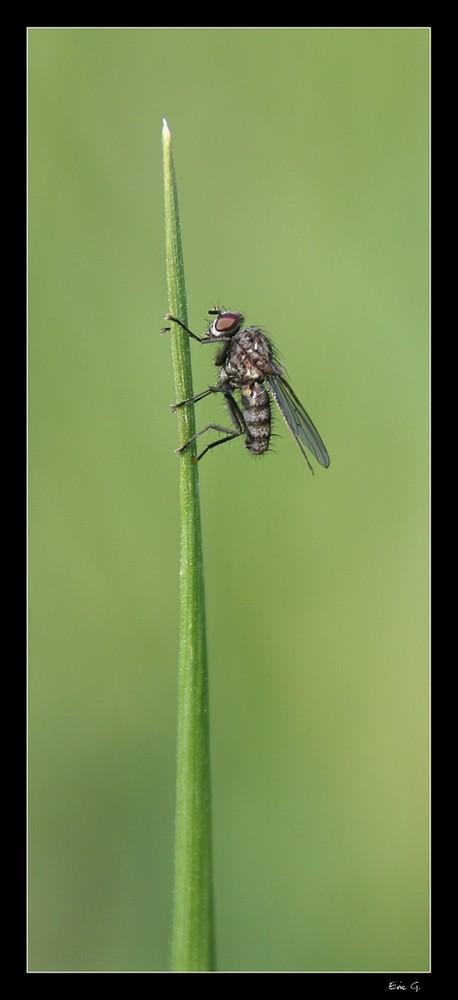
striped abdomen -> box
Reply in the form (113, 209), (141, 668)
(242, 383), (271, 455)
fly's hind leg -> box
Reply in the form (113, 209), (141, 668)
(176, 423), (242, 459)
(176, 393), (246, 461)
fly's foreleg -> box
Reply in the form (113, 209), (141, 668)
(162, 314), (226, 346)
(162, 314), (204, 343)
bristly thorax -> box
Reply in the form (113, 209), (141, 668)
(222, 327), (278, 384)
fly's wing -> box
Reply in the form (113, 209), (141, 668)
(267, 375), (330, 471)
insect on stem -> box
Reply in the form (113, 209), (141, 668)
(166, 308), (330, 471)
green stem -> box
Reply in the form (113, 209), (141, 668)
(162, 119), (215, 972)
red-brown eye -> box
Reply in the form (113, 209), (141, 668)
(214, 312), (243, 334)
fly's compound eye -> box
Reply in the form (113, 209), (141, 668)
(211, 311), (243, 336)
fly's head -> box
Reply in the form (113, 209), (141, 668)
(207, 309), (244, 341)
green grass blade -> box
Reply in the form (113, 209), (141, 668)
(162, 118), (215, 972)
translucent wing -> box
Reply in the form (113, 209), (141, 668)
(267, 375), (330, 471)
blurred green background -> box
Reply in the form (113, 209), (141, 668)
(28, 28), (429, 972)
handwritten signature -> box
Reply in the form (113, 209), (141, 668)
(388, 983), (420, 993)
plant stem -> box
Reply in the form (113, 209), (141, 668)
(162, 119), (215, 972)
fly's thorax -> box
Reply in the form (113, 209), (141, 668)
(224, 327), (274, 384)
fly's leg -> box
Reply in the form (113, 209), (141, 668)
(162, 314), (204, 343)
(176, 424), (242, 458)
(163, 314), (228, 346)
(171, 386), (220, 412)
(176, 393), (246, 461)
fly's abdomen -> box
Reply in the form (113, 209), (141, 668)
(242, 383), (271, 455)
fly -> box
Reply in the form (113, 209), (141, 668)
(163, 308), (330, 474)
